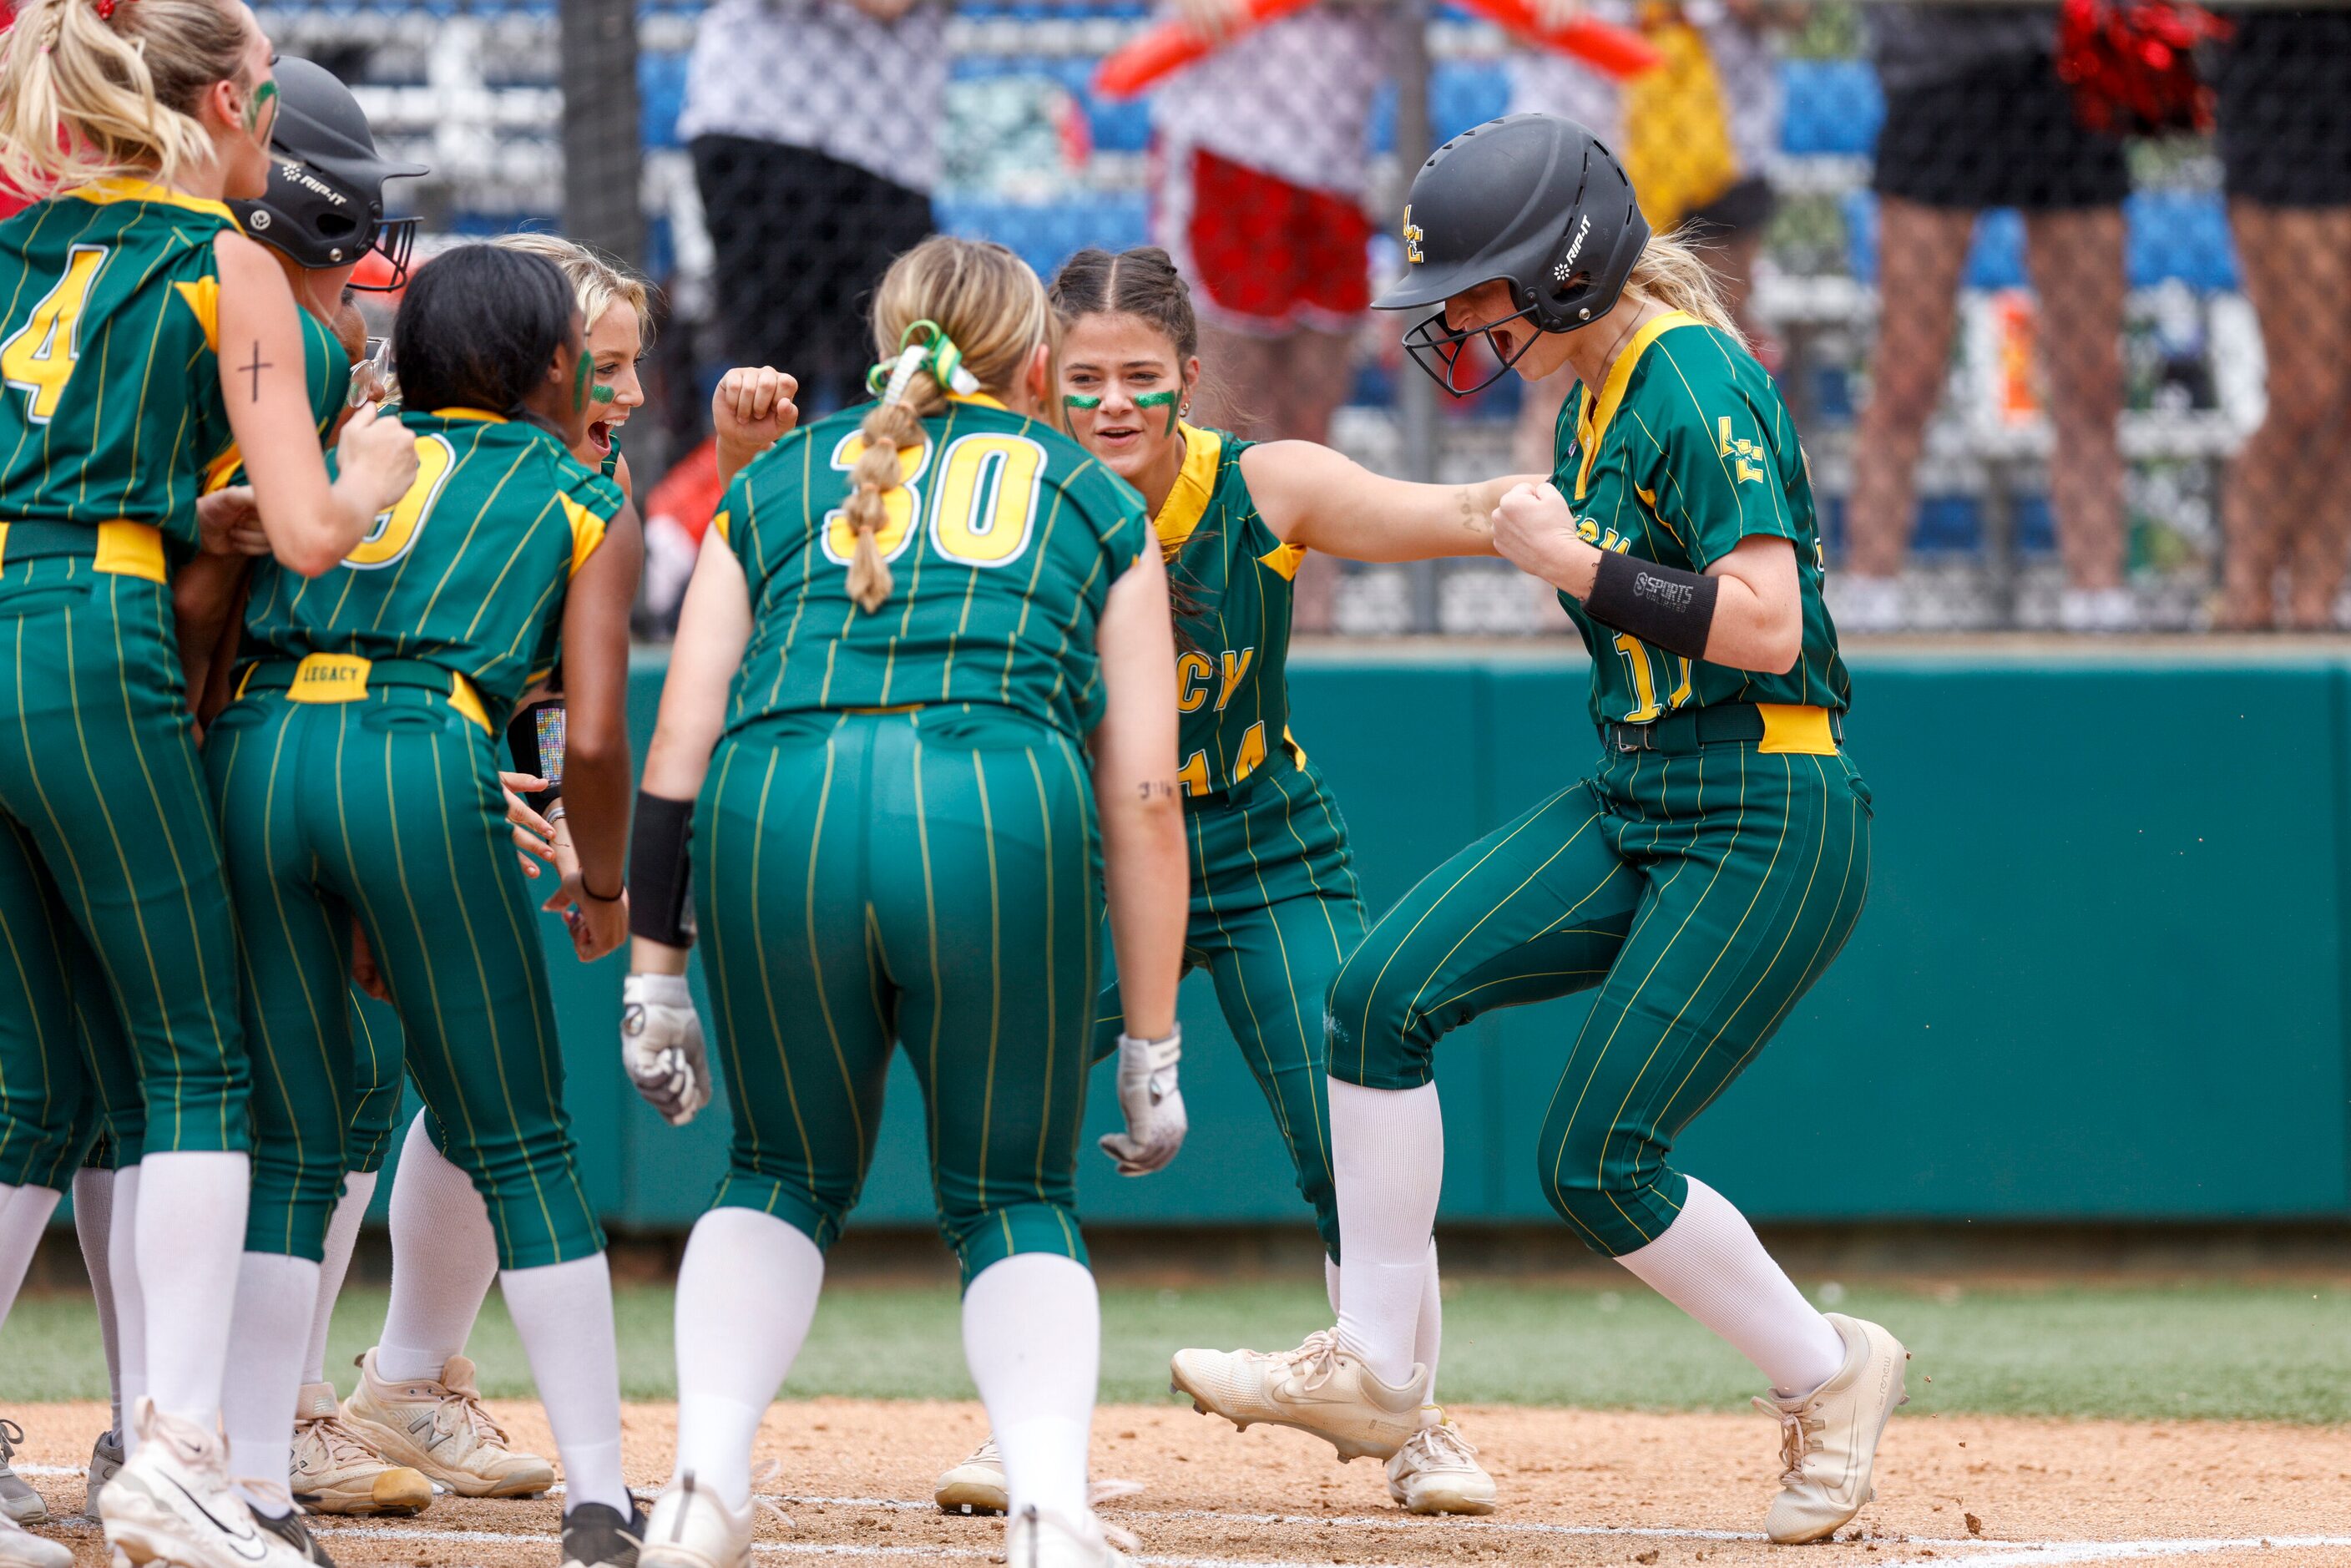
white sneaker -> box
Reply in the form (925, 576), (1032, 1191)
(99, 1401), (313, 1568)
(86, 1429), (125, 1517)
(1170, 1328), (1429, 1462)
(1830, 574), (1906, 635)
(1384, 1417), (1494, 1515)
(1757, 1313), (1910, 1544)
(639, 1473), (757, 1568)
(340, 1350), (555, 1498)
(1002, 1505), (1131, 1568)
(0, 1515), (70, 1568)
(933, 1436), (1006, 1515)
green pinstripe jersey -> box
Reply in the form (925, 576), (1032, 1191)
(0, 180), (240, 547)
(1553, 309), (1850, 730)
(204, 307), (350, 493)
(715, 392), (1150, 740)
(1155, 423), (1307, 798)
(240, 407), (624, 714)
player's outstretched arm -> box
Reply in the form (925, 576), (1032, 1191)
(1090, 546), (1190, 1175)
(213, 230), (417, 575)
(1241, 440), (1531, 563)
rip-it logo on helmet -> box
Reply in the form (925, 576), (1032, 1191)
(1372, 113), (1651, 396)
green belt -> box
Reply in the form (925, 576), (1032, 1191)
(0, 518), (171, 582)
(237, 658), (458, 695)
(235, 655), (494, 735)
(1606, 703), (1844, 756)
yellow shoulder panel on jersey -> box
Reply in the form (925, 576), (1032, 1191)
(709, 508), (730, 544)
(173, 277), (221, 353)
(561, 491), (609, 576)
(1257, 540), (1307, 580)
(1154, 422), (1223, 554)
(1573, 309), (1699, 499)
(68, 178), (237, 220)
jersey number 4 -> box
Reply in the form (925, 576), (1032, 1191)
(822, 430), (1045, 572)
(1, 245), (110, 425)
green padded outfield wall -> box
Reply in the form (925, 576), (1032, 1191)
(363, 645), (2350, 1232)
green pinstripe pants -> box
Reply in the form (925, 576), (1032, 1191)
(1093, 756), (1361, 1258)
(695, 706), (1100, 1287)
(0, 559), (248, 1188)
(204, 685), (601, 1267)
(1329, 738), (1873, 1257)
(346, 988), (405, 1176)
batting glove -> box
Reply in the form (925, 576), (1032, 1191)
(1098, 1024), (1186, 1176)
(621, 972), (710, 1127)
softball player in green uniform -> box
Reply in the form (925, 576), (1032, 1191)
(203, 241), (649, 1568)
(620, 236), (1186, 1568)
(0, 3), (417, 1562)
(933, 244), (1537, 1520)
(1185, 116), (1909, 1541)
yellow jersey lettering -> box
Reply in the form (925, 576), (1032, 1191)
(1215, 647), (1255, 712)
(1716, 416), (1766, 483)
(346, 433), (455, 569)
(2, 245), (110, 424)
(1175, 651), (1214, 713)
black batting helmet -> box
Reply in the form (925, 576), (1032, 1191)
(230, 58), (428, 287)
(1373, 113), (1650, 396)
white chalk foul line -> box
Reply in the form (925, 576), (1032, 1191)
(1878, 1538), (2351, 1568)
(313, 1520), (1415, 1568)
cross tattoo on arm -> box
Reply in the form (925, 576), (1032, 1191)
(240, 340), (272, 402)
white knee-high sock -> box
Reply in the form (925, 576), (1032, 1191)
(1330, 1078), (1443, 1389)
(1323, 1254), (1341, 1319)
(224, 1252), (321, 1516)
(306, 1171), (377, 1385)
(963, 1254), (1097, 1524)
(73, 1167), (124, 1439)
(136, 1150), (250, 1425)
(501, 1253), (629, 1515)
(378, 1115), (498, 1382)
(670, 1209), (825, 1508)
(1615, 1176), (1845, 1399)
(109, 1164), (147, 1454)
(0, 1182), (61, 1330)
(1326, 1238), (1443, 1401)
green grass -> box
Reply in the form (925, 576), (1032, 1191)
(6, 1278), (2348, 1423)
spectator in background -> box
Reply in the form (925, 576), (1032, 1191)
(1151, 0), (1388, 630)
(1842, 3), (2131, 634)
(678, 0), (942, 412)
(2213, 8), (2351, 631)
(1506, 0), (1789, 477)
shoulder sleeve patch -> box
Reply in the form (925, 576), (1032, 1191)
(558, 468), (625, 577)
(174, 276), (220, 353)
(709, 508), (731, 545)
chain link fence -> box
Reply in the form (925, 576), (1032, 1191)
(277, 0), (2350, 635)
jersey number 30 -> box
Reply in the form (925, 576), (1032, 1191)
(1, 245), (109, 425)
(822, 430), (1045, 573)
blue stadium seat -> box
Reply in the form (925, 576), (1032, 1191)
(935, 192), (1150, 280)
(1779, 58), (1882, 157)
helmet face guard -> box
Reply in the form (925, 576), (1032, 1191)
(1399, 295), (1543, 397)
(358, 215), (420, 291)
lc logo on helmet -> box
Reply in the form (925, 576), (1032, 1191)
(1402, 205), (1424, 266)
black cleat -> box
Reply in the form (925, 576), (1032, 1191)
(561, 1500), (649, 1568)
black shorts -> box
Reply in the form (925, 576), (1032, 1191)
(1873, 51), (2130, 210)
(690, 135), (935, 399)
(1680, 175), (1773, 243)
(2217, 10), (2351, 210)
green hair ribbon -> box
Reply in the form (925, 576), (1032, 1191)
(865, 319), (983, 405)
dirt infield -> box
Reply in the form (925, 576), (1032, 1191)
(10, 1399), (2350, 1567)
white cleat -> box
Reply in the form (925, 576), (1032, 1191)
(638, 1472), (758, 1568)
(934, 1435), (1006, 1515)
(0, 1514), (70, 1568)
(1002, 1504), (1131, 1568)
(1170, 1328), (1428, 1462)
(289, 1383), (432, 1517)
(340, 1350), (555, 1499)
(99, 1401), (314, 1568)
(1757, 1313), (1911, 1545)
(1385, 1417), (1495, 1515)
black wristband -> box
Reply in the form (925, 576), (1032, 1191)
(629, 791), (697, 948)
(506, 697), (567, 806)
(1582, 549), (1720, 663)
